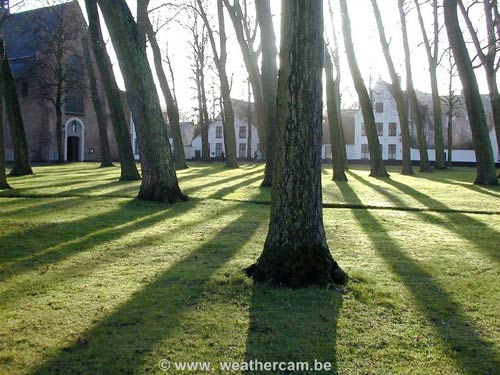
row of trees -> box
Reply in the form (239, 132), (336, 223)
(1, 0), (498, 189)
(1, 0), (499, 287)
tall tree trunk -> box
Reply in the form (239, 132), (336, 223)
(55, 84), (64, 163)
(371, 0), (413, 175)
(340, 0), (388, 177)
(85, 0), (140, 181)
(200, 72), (211, 161)
(0, 44), (10, 189)
(197, 0), (237, 168)
(0, 39), (32, 176)
(485, 68), (500, 169)
(82, 37), (113, 168)
(327, 0), (348, 170)
(458, 0), (500, 176)
(138, 4), (187, 170)
(196, 76), (209, 161)
(414, 0), (446, 169)
(444, 0), (498, 185)
(399, 0), (432, 173)
(246, 84), (253, 160)
(223, 0), (266, 158)
(96, 0), (187, 201)
(447, 97), (453, 166)
(255, 0), (278, 187)
(325, 48), (347, 181)
(246, 0), (347, 288)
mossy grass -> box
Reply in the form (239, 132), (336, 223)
(0, 162), (499, 374)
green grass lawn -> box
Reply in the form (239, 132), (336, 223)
(0, 162), (499, 374)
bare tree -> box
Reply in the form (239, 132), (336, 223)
(246, 0), (347, 288)
(414, 0), (446, 169)
(1, 3), (13, 186)
(196, 0), (238, 167)
(444, 0), (498, 185)
(371, 0), (414, 175)
(28, 2), (84, 164)
(186, 0), (211, 161)
(223, 0), (276, 184)
(459, 0), (500, 173)
(325, 47), (347, 181)
(340, 0), (388, 177)
(326, 0), (348, 170)
(441, 49), (461, 166)
(0, 35), (32, 175)
(0, 34), (9, 188)
(81, 36), (113, 168)
(1, 2), (32, 176)
(96, 0), (187, 201)
(137, 0), (187, 170)
(84, 0), (140, 181)
(399, 0), (433, 173)
(255, 0), (278, 186)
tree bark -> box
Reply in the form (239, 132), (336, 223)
(399, 0), (432, 173)
(255, 0), (278, 187)
(247, 0), (347, 288)
(85, 0), (140, 180)
(371, 0), (413, 175)
(444, 0), (499, 185)
(200, 71), (210, 161)
(340, 0), (388, 177)
(447, 97), (453, 166)
(325, 48), (347, 181)
(54, 87), (64, 163)
(196, 0), (238, 168)
(82, 37), (113, 168)
(138, 3), (187, 170)
(414, 0), (446, 169)
(0, 38), (33, 176)
(223, 0), (266, 157)
(458, 0), (500, 175)
(0, 43), (10, 189)
(97, 0), (187, 201)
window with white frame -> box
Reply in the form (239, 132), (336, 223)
(239, 126), (247, 139)
(388, 122), (397, 136)
(238, 143), (246, 158)
(388, 144), (397, 160)
(216, 126), (223, 138)
(361, 144), (369, 159)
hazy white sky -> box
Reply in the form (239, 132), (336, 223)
(14, 0), (490, 121)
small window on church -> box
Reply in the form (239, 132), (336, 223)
(21, 81), (29, 98)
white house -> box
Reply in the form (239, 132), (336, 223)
(191, 99), (261, 160)
(130, 116), (196, 160)
(323, 80), (499, 164)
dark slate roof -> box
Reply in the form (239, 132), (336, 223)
(2, 2), (70, 78)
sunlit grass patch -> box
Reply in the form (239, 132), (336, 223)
(0, 162), (499, 374)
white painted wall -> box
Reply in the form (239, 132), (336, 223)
(191, 118), (261, 159)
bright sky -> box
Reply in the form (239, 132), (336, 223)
(13, 0), (490, 121)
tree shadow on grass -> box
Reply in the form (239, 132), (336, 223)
(348, 172), (500, 264)
(29, 203), (264, 374)
(440, 179), (500, 200)
(182, 168), (263, 196)
(336, 181), (500, 374)
(0, 199), (197, 284)
(245, 286), (342, 374)
(208, 174), (266, 200)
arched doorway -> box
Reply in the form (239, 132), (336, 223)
(64, 118), (85, 161)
